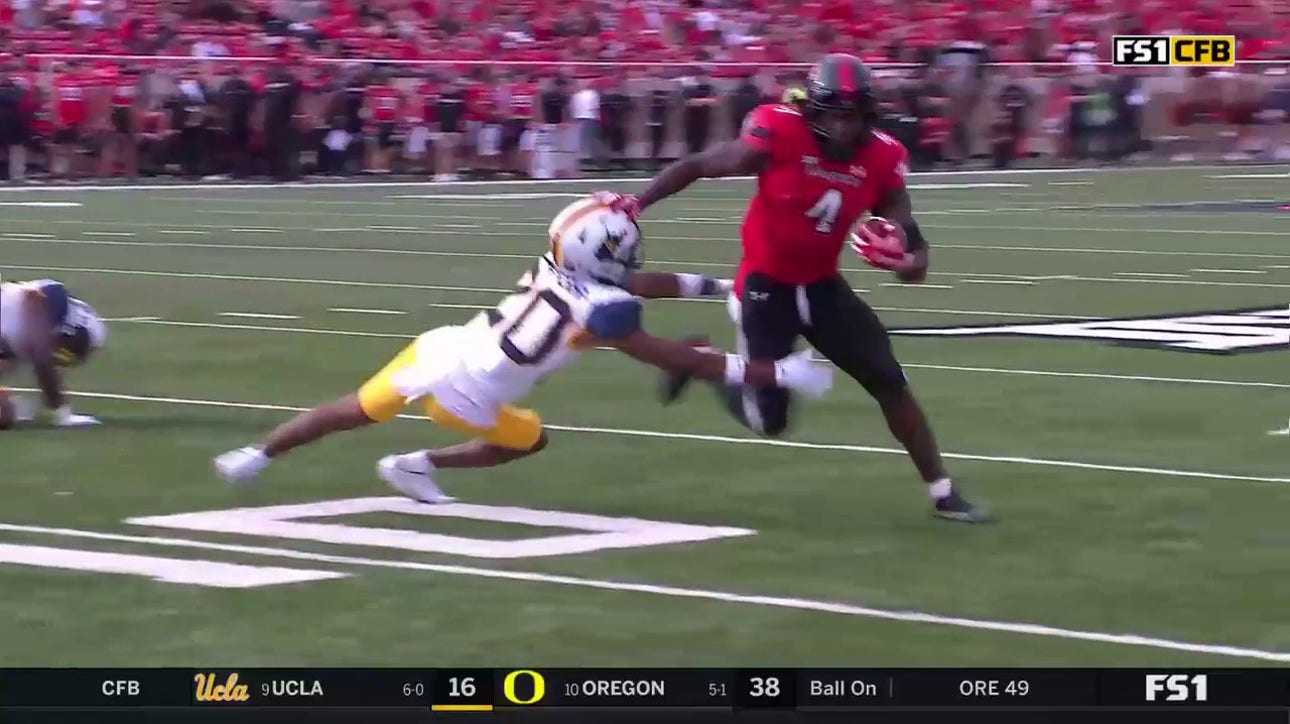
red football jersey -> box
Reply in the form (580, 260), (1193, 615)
(53, 73), (88, 126)
(367, 85), (401, 122)
(737, 103), (908, 290)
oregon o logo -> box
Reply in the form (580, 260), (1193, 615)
(502, 670), (546, 705)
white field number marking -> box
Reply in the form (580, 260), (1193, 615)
(1270, 420), (1290, 437)
(0, 543), (347, 587)
(127, 497), (755, 559)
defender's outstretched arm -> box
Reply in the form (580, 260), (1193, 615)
(611, 330), (830, 397)
(625, 271), (731, 300)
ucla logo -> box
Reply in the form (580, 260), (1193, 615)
(194, 673), (250, 703)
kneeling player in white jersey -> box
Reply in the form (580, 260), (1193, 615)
(0, 278), (106, 429)
(214, 197), (833, 502)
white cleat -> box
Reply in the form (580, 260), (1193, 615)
(378, 455), (456, 504)
(213, 446), (270, 484)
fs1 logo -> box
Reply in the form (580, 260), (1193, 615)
(1113, 35), (1236, 66)
(1145, 674), (1209, 702)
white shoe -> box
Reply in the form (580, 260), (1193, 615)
(377, 455), (455, 504)
(214, 446), (270, 484)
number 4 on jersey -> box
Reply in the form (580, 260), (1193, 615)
(806, 189), (843, 233)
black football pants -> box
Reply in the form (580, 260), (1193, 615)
(725, 272), (908, 436)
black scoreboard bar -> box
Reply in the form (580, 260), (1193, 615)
(0, 669), (1287, 709)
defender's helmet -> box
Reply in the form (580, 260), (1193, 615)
(54, 298), (106, 367)
(805, 53), (878, 162)
(546, 197), (642, 287)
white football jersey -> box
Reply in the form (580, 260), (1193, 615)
(394, 257), (641, 426)
(0, 279), (69, 361)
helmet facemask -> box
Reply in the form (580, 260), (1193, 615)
(806, 89), (875, 162)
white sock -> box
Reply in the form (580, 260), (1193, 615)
(395, 451), (435, 474)
(928, 478), (953, 501)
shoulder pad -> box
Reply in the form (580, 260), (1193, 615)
(584, 298), (642, 340)
(29, 280), (69, 324)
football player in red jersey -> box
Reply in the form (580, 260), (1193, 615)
(599, 54), (988, 523)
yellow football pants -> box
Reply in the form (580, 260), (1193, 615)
(356, 340), (543, 451)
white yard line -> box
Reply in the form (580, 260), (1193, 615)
(218, 312), (300, 320)
(17, 261), (1290, 299)
(880, 283), (955, 289)
(0, 165), (1241, 194)
(327, 307), (407, 315)
(932, 243), (1290, 260)
(1113, 272), (1191, 279)
(228, 228), (285, 234)
(130, 319), (410, 339)
(157, 229), (208, 236)
(11, 387), (1290, 485)
(6, 262), (1101, 320)
(12, 228), (1290, 261)
(100, 318), (1290, 392)
(1069, 276), (1290, 290)
(932, 225), (1290, 238)
(1206, 174), (1290, 179)
(1, 521), (1284, 662)
(1189, 268), (1268, 275)
(4, 264), (515, 294)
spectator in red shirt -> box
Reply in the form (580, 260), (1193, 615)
(364, 69), (402, 172)
(50, 61), (90, 180)
(501, 71), (537, 176)
(99, 65), (143, 180)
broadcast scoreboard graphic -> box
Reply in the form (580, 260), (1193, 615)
(1112, 35), (1238, 66)
(0, 669), (1287, 721)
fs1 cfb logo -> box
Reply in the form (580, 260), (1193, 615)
(1145, 674), (1209, 702)
(1113, 35), (1236, 66)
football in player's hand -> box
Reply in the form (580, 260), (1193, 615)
(850, 216), (908, 270)
(858, 217), (906, 255)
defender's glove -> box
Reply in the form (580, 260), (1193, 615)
(592, 191), (643, 220)
(773, 349), (833, 399)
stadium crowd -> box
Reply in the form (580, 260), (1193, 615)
(0, 0), (1285, 181)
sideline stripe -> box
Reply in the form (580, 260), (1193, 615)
(11, 387), (1290, 483)
(105, 317), (1289, 390)
(12, 263), (1290, 305)
(0, 165), (1256, 194)
(1, 521), (1284, 662)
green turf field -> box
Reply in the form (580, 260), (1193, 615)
(1, 166), (1287, 667)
